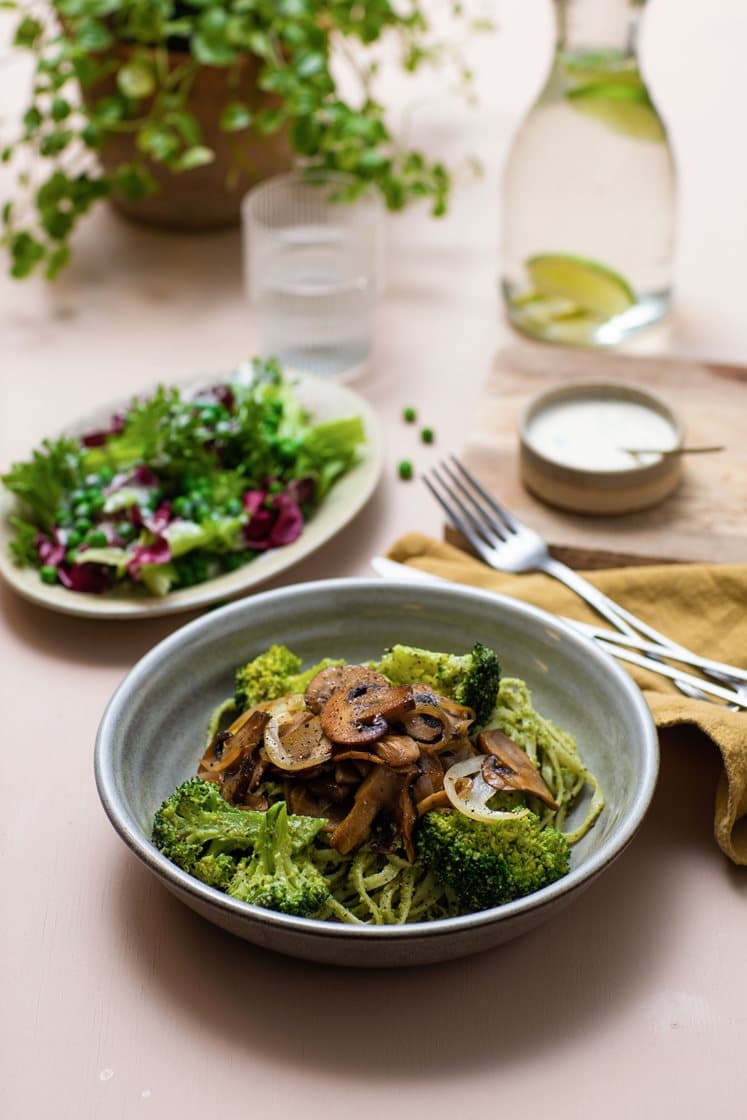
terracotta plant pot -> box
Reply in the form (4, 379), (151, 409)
(95, 52), (293, 231)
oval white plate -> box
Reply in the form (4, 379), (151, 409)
(0, 370), (383, 619)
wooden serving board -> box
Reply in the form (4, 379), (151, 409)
(461, 342), (747, 569)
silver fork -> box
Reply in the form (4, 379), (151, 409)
(423, 456), (747, 705)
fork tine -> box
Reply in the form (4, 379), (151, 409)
(423, 472), (495, 563)
(439, 460), (510, 543)
(449, 455), (519, 533)
(431, 464), (508, 548)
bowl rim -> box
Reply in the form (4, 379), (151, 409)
(94, 576), (659, 942)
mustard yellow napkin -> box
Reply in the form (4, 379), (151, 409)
(388, 532), (747, 866)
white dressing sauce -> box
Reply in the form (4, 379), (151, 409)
(526, 396), (678, 472)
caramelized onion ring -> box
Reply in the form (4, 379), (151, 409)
(443, 756), (527, 822)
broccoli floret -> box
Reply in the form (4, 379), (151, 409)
(152, 777), (263, 872)
(374, 642), (501, 726)
(228, 801), (329, 917)
(234, 644), (303, 711)
(192, 852), (238, 891)
(417, 809), (570, 912)
(234, 644), (345, 711)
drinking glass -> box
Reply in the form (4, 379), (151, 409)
(242, 170), (382, 379)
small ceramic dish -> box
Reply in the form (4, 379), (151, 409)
(519, 380), (684, 515)
(95, 578), (658, 967)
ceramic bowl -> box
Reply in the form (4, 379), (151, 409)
(94, 578), (658, 967)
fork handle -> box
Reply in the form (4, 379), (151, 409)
(542, 556), (747, 688)
(541, 557), (643, 639)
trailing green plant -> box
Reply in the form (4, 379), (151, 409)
(0, 0), (484, 279)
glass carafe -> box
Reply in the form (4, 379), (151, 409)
(500, 0), (676, 346)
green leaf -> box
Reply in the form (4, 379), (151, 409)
(81, 122), (103, 148)
(136, 124), (180, 163)
(112, 163), (157, 201)
(192, 33), (236, 66)
(255, 108), (285, 135)
(40, 207), (74, 241)
(173, 145), (215, 171)
(73, 18), (113, 52)
(8, 516), (39, 566)
(92, 95), (127, 125)
(37, 171), (69, 208)
(1, 436), (83, 523)
(22, 106), (43, 134)
(166, 111), (202, 146)
(13, 15), (42, 48)
(117, 59), (156, 100)
(51, 98), (71, 122)
(219, 101), (253, 132)
(39, 130), (73, 157)
(295, 52), (326, 79)
(45, 244), (71, 280)
(245, 30), (271, 58)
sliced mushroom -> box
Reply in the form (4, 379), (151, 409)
(477, 728), (558, 808)
(264, 711), (334, 772)
(219, 749), (270, 808)
(376, 734), (422, 768)
(402, 689), (474, 746)
(305, 664), (388, 714)
(412, 750), (446, 808)
(330, 765), (402, 853)
(199, 709), (270, 777)
(320, 683), (415, 745)
(397, 779), (418, 862)
(415, 790), (451, 816)
(286, 781), (347, 823)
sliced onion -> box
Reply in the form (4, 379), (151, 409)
(443, 756), (525, 822)
(263, 695), (333, 772)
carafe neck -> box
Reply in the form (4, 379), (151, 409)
(554, 0), (643, 53)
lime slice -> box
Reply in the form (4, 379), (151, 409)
(526, 254), (636, 319)
(567, 81), (666, 142)
(561, 49), (643, 87)
(512, 293), (582, 325)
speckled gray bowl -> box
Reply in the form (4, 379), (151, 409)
(95, 578), (658, 967)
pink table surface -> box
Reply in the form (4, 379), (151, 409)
(2, 2), (746, 1117)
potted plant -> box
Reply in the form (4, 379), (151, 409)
(1, 0), (477, 279)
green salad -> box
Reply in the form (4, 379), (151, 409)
(152, 643), (605, 925)
(1, 358), (365, 597)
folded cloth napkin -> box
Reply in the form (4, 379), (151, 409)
(388, 532), (747, 865)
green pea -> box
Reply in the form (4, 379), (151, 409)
(54, 508), (73, 528)
(86, 530), (108, 547)
(73, 500), (91, 520)
(224, 498), (242, 516)
(398, 460), (414, 481)
(75, 517), (93, 535)
(402, 406), (417, 423)
(98, 466), (115, 484)
(66, 530), (82, 548)
(115, 521), (135, 541)
(39, 565), (58, 585)
(172, 496), (192, 519)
